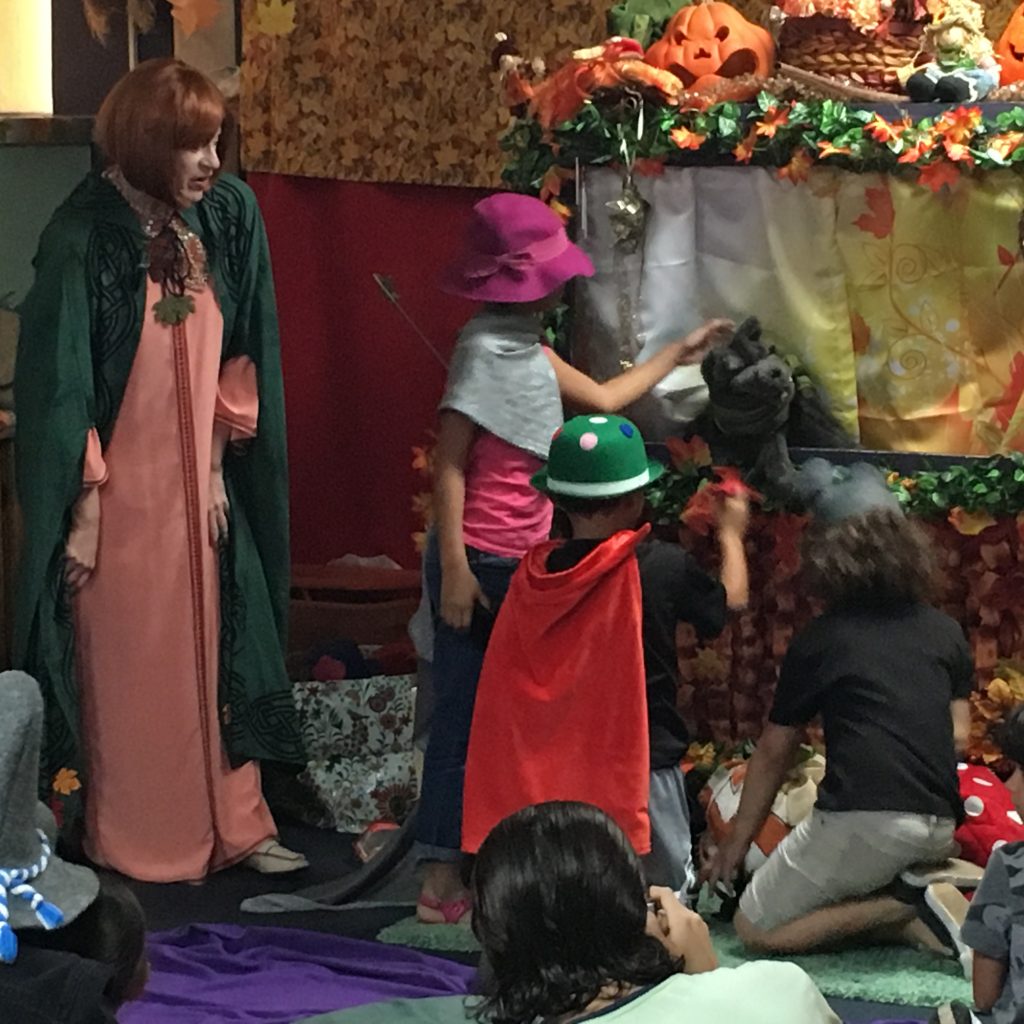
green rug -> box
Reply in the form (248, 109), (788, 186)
(376, 916), (971, 1008)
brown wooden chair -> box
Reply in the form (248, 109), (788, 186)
(288, 562), (422, 652)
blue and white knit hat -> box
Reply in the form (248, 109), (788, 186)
(0, 672), (99, 963)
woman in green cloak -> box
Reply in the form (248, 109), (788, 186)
(15, 59), (305, 881)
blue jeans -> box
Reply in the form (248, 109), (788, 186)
(415, 534), (518, 863)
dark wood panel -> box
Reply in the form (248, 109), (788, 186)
(51, 0), (173, 117)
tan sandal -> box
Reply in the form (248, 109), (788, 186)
(244, 839), (309, 874)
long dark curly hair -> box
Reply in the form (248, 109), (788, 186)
(801, 507), (938, 609)
(471, 802), (677, 1024)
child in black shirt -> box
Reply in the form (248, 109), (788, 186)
(706, 459), (973, 957)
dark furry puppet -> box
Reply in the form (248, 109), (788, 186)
(689, 317), (855, 502)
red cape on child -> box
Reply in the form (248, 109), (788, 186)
(462, 526), (651, 854)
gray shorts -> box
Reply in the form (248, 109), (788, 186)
(739, 808), (956, 932)
(643, 765), (695, 894)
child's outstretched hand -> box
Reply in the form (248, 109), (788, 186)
(672, 319), (734, 366)
(716, 491), (750, 538)
(645, 887), (718, 975)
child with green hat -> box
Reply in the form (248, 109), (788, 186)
(418, 192), (733, 924)
(461, 414), (749, 892)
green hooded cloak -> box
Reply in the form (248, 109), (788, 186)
(14, 170), (302, 822)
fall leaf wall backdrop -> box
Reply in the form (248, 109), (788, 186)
(240, 0), (609, 186)
(238, 0), (1024, 188)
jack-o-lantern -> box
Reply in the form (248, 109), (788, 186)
(646, 0), (775, 93)
(997, 2), (1024, 86)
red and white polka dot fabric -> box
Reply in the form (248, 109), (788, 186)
(954, 763), (1024, 868)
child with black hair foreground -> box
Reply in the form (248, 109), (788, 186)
(462, 415), (748, 892)
(472, 802), (837, 1024)
(17, 874), (149, 1013)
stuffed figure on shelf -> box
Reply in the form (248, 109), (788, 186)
(901, 0), (999, 101)
(491, 33), (547, 116)
(492, 34), (684, 128)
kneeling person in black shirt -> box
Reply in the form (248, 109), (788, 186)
(705, 460), (972, 955)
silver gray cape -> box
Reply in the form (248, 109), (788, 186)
(440, 311), (562, 460)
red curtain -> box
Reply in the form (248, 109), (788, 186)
(250, 174), (486, 567)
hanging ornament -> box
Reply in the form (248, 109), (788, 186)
(605, 101), (649, 254)
(606, 179), (649, 254)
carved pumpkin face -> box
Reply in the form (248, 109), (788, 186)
(646, 1), (775, 92)
(997, 3), (1024, 86)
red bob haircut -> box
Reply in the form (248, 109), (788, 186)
(94, 58), (226, 205)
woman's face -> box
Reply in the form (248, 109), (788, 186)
(172, 132), (221, 209)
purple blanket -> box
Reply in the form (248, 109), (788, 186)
(118, 924), (475, 1024)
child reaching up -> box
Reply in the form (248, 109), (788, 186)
(461, 414), (749, 893)
(417, 193), (733, 923)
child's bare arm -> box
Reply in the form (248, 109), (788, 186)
(546, 319), (733, 414)
(973, 950), (1007, 1012)
(950, 699), (970, 755)
(716, 494), (750, 611)
(435, 411), (486, 630)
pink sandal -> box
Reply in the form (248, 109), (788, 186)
(416, 894), (473, 925)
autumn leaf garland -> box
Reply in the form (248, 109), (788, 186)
(502, 93), (1024, 193)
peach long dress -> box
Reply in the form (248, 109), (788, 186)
(75, 280), (276, 882)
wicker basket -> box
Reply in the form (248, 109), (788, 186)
(777, 15), (925, 91)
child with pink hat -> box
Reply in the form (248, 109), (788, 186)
(416, 192), (733, 924)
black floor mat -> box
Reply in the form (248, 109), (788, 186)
(125, 820), (413, 940)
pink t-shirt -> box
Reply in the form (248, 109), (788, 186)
(462, 431), (553, 559)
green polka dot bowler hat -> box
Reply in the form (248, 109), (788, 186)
(532, 414), (665, 498)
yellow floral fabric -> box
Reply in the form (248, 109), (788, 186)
(837, 170), (1024, 454)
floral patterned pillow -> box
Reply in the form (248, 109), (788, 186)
(292, 675), (417, 833)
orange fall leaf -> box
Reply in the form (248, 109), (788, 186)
(854, 185), (895, 238)
(167, 0), (221, 36)
(917, 160), (960, 194)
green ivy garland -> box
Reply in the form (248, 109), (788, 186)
(644, 450), (1024, 526)
(502, 93), (1024, 194)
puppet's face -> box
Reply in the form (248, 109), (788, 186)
(703, 323), (795, 412)
(997, 4), (1024, 85)
(645, 1), (775, 92)
(933, 23), (970, 59)
(173, 131), (221, 209)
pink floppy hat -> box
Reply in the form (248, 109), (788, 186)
(441, 193), (594, 304)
